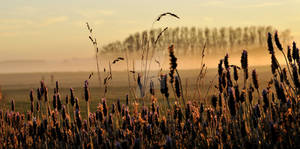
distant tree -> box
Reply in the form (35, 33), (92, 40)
(243, 27), (249, 46)
(257, 26), (264, 45)
(229, 27), (235, 49)
(154, 28), (162, 49)
(181, 27), (189, 54)
(190, 27), (197, 54)
(204, 28), (211, 48)
(266, 26), (273, 34)
(235, 27), (242, 46)
(149, 29), (156, 48)
(197, 28), (205, 51)
(101, 26), (291, 56)
(249, 26), (256, 44)
(134, 32), (141, 52)
(219, 27), (227, 49)
(124, 35), (135, 53)
(211, 28), (218, 48)
(142, 30), (148, 49)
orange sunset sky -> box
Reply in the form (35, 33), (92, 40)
(0, 0), (299, 72)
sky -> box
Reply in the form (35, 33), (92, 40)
(0, 0), (300, 63)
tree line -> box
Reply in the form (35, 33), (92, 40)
(101, 26), (291, 55)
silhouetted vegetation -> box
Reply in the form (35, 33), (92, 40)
(0, 32), (299, 148)
(102, 26), (291, 55)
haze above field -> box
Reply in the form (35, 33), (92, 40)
(0, 0), (300, 73)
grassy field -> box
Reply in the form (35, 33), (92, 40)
(0, 66), (272, 116)
(1, 30), (299, 148)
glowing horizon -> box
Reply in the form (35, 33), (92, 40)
(0, 0), (300, 62)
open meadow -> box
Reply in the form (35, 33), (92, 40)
(0, 66), (273, 116)
(1, 40), (300, 148)
(1, 1), (300, 148)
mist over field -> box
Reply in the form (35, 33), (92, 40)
(1, 0), (300, 148)
(0, 46), (286, 73)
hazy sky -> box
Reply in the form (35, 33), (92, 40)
(1, 0), (300, 61)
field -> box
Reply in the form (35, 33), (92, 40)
(0, 24), (300, 148)
(0, 66), (272, 115)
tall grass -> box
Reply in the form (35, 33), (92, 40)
(0, 31), (299, 148)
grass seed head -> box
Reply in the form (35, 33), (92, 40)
(287, 46), (292, 63)
(40, 80), (46, 96)
(30, 89), (34, 102)
(126, 94), (129, 106)
(57, 93), (62, 111)
(224, 54), (229, 69)
(44, 87), (48, 102)
(218, 60), (223, 77)
(65, 95), (68, 105)
(228, 87), (236, 117)
(252, 69), (259, 90)
(70, 88), (75, 106)
(175, 76), (181, 98)
(11, 99), (15, 112)
(75, 97), (80, 111)
(150, 80), (155, 96)
(240, 89), (246, 103)
(62, 105), (66, 120)
(53, 94), (57, 109)
(271, 54), (279, 75)
(117, 99), (121, 113)
(211, 95), (218, 109)
(168, 45), (177, 84)
(226, 69), (233, 87)
(292, 42), (299, 62)
(84, 80), (90, 102)
(137, 74), (144, 97)
(36, 101), (40, 112)
(262, 89), (269, 112)
(37, 88), (42, 101)
(241, 50), (248, 79)
(274, 31), (283, 51)
(218, 77), (223, 93)
(268, 32), (274, 54)
(292, 64), (300, 88)
(56, 81), (59, 93)
(233, 66), (238, 81)
(234, 85), (240, 102)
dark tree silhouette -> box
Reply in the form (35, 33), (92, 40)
(101, 26), (291, 57)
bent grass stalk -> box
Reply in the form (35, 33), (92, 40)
(86, 22), (102, 88)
